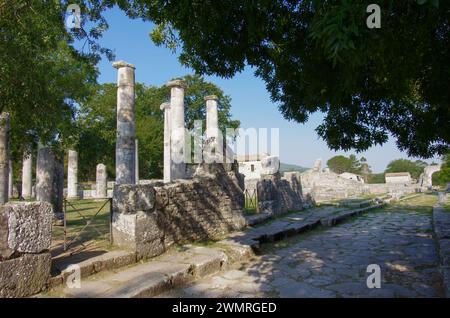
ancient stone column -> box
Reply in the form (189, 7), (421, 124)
(96, 163), (107, 198)
(113, 61), (136, 185)
(166, 79), (186, 179)
(135, 139), (139, 184)
(205, 95), (219, 141)
(204, 95), (221, 163)
(0, 113), (10, 204)
(36, 145), (55, 206)
(160, 102), (171, 183)
(22, 151), (32, 199)
(8, 160), (13, 199)
(67, 150), (78, 199)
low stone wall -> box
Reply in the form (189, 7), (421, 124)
(300, 170), (420, 201)
(300, 170), (365, 201)
(0, 202), (53, 297)
(112, 164), (246, 260)
(256, 172), (313, 215)
(363, 183), (420, 195)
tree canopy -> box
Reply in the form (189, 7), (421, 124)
(326, 154), (370, 175)
(109, 0), (450, 158)
(3, 0), (449, 183)
(431, 152), (450, 187)
(0, 0), (114, 159)
(76, 75), (240, 181)
(384, 159), (428, 180)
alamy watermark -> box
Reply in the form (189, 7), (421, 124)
(366, 264), (381, 289)
(66, 264), (81, 289)
(366, 4), (381, 29)
(170, 121), (280, 167)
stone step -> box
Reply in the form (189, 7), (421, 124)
(45, 243), (254, 298)
(49, 250), (137, 289)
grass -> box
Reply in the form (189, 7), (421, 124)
(318, 194), (382, 206)
(442, 195), (450, 212)
(243, 207), (258, 215)
(52, 199), (112, 251)
(358, 193), (388, 200)
(392, 192), (438, 208)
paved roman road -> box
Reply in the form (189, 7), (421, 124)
(160, 204), (444, 298)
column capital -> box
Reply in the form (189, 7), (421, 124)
(204, 95), (219, 102)
(112, 60), (135, 69)
(165, 79), (186, 89)
(160, 102), (171, 110)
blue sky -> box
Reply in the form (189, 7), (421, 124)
(85, 7), (440, 173)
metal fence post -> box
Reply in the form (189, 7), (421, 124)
(63, 199), (67, 251)
(109, 198), (113, 245)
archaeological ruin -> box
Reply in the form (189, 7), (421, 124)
(0, 59), (447, 298)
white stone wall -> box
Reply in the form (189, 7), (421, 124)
(386, 175), (411, 184)
(300, 170), (419, 201)
(238, 160), (263, 180)
(339, 172), (364, 183)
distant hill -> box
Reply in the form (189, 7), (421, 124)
(279, 162), (309, 173)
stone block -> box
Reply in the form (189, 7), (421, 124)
(261, 155), (280, 175)
(0, 252), (51, 297)
(113, 184), (156, 214)
(0, 202), (52, 260)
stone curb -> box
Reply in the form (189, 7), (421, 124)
(245, 211), (273, 227)
(397, 193), (422, 202)
(48, 251), (138, 289)
(320, 204), (385, 227)
(239, 203), (386, 253)
(432, 205), (450, 298)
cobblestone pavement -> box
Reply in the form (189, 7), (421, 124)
(159, 207), (444, 298)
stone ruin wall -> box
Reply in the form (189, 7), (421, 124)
(0, 202), (53, 297)
(300, 170), (421, 201)
(256, 172), (314, 216)
(254, 168), (422, 210)
(112, 163), (246, 260)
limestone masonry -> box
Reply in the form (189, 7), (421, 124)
(112, 163), (245, 259)
(0, 202), (53, 297)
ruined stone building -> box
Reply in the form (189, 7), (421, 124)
(385, 172), (412, 184)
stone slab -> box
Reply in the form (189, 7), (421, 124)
(0, 252), (51, 297)
(51, 250), (137, 286)
(0, 202), (52, 259)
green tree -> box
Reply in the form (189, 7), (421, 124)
(432, 152), (450, 187)
(0, 0), (114, 160)
(110, 0), (449, 158)
(366, 173), (385, 184)
(384, 159), (427, 180)
(76, 75), (240, 181)
(326, 155), (364, 174)
(359, 156), (372, 176)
